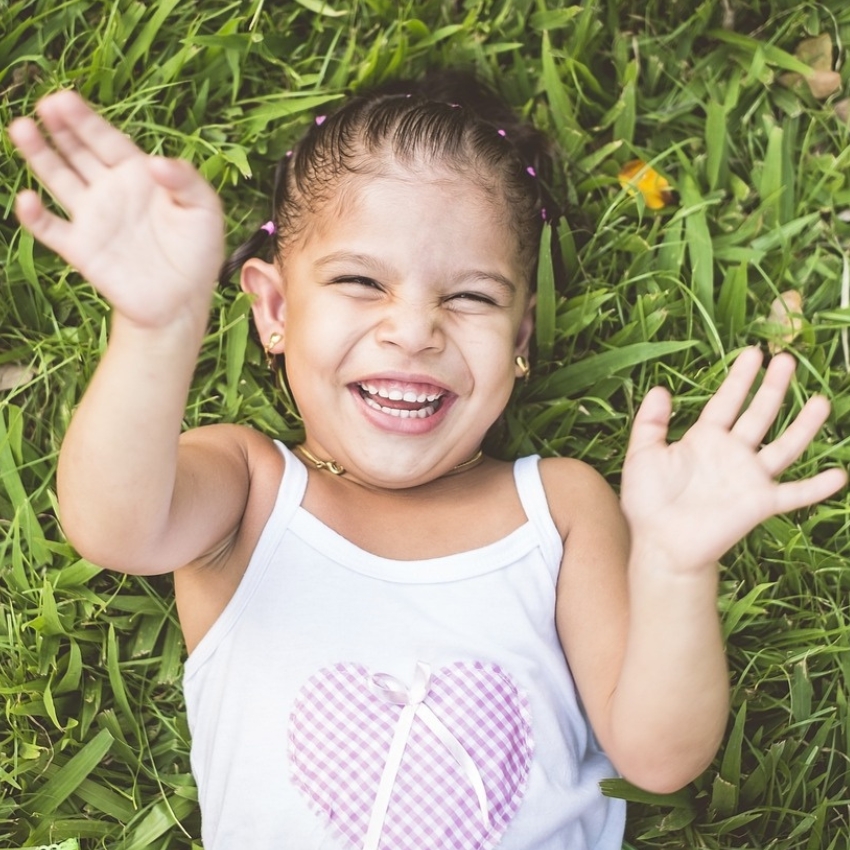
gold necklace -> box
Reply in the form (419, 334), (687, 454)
(448, 449), (484, 474)
(295, 444), (346, 475)
(294, 445), (484, 476)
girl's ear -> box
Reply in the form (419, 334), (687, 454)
(241, 258), (286, 354)
(514, 294), (536, 360)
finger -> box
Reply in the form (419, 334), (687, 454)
(148, 157), (221, 212)
(758, 394), (832, 476)
(8, 116), (85, 211)
(15, 190), (76, 259)
(772, 466), (848, 514)
(626, 385), (672, 457)
(35, 115), (107, 184)
(37, 90), (140, 168)
(730, 351), (797, 446)
(698, 347), (764, 429)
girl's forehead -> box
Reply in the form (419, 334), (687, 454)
(296, 168), (522, 265)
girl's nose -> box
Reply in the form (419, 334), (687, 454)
(374, 299), (444, 354)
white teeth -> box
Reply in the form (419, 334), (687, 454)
(358, 382), (444, 404)
(362, 395), (436, 419)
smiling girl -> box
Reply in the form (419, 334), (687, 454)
(9, 73), (845, 850)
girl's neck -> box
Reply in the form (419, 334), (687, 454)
(294, 442), (485, 489)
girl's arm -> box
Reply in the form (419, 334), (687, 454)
(554, 347), (846, 793)
(9, 91), (250, 574)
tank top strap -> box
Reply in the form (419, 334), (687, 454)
(512, 455), (564, 579)
(273, 441), (309, 516)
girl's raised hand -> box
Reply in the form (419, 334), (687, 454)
(620, 347), (846, 574)
(9, 91), (224, 328)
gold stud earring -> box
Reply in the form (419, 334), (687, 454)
(265, 332), (283, 369)
(515, 355), (531, 380)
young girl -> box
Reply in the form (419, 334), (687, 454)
(9, 74), (846, 850)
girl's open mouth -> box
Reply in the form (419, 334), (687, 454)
(355, 381), (447, 420)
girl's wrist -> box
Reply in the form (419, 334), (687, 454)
(627, 534), (720, 584)
(109, 299), (210, 355)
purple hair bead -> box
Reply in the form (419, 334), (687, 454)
(497, 129), (507, 137)
(261, 221), (276, 235)
(315, 115), (327, 126)
(526, 166), (537, 178)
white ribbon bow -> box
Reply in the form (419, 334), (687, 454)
(362, 661), (490, 850)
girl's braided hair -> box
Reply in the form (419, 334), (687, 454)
(219, 69), (558, 288)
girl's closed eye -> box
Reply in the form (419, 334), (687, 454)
(331, 275), (384, 295)
(445, 291), (499, 309)
(446, 292), (496, 309)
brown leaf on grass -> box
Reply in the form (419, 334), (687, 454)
(835, 98), (850, 124)
(766, 290), (804, 354)
(796, 34), (833, 71)
(0, 363), (35, 391)
(807, 70), (842, 99)
(778, 34), (842, 100)
(618, 160), (675, 210)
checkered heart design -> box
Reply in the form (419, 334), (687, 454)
(288, 660), (533, 850)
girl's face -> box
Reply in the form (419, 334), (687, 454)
(245, 167), (535, 488)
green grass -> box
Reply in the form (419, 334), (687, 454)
(2, 0), (850, 847)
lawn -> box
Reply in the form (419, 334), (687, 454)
(2, 0), (850, 848)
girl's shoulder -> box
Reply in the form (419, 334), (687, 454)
(536, 456), (622, 541)
(174, 423), (286, 652)
(180, 420), (286, 533)
(180, 420), (281, 460)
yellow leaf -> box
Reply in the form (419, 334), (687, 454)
(766, 290), (804, 354)
(618, 159), (675, 210)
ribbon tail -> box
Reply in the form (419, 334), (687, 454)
(363, 703), (417, 850)
(419, 706), (490, 829)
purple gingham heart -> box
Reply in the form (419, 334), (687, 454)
(288, 660), (534, 850)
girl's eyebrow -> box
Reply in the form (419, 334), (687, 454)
(313, 251), (394, 276)
(314, 251), (517, 296)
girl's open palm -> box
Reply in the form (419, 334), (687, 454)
(9, 91), (224, 328)
(620, 348), (846, 574)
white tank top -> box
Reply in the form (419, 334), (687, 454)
(183, 443), (625, 849)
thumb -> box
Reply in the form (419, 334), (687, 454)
(627, 385), (673, 457)
(147, 156), (220, 212)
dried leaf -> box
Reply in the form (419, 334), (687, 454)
(795, 34), (833, 73)
(778, 35), (842, 100)
(766, 290), (804, 354)
(806, 69), (842, 100)
(0, 363), (35, 391)
(618, 159), (675, 210)
(834, 97), (850, 124)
